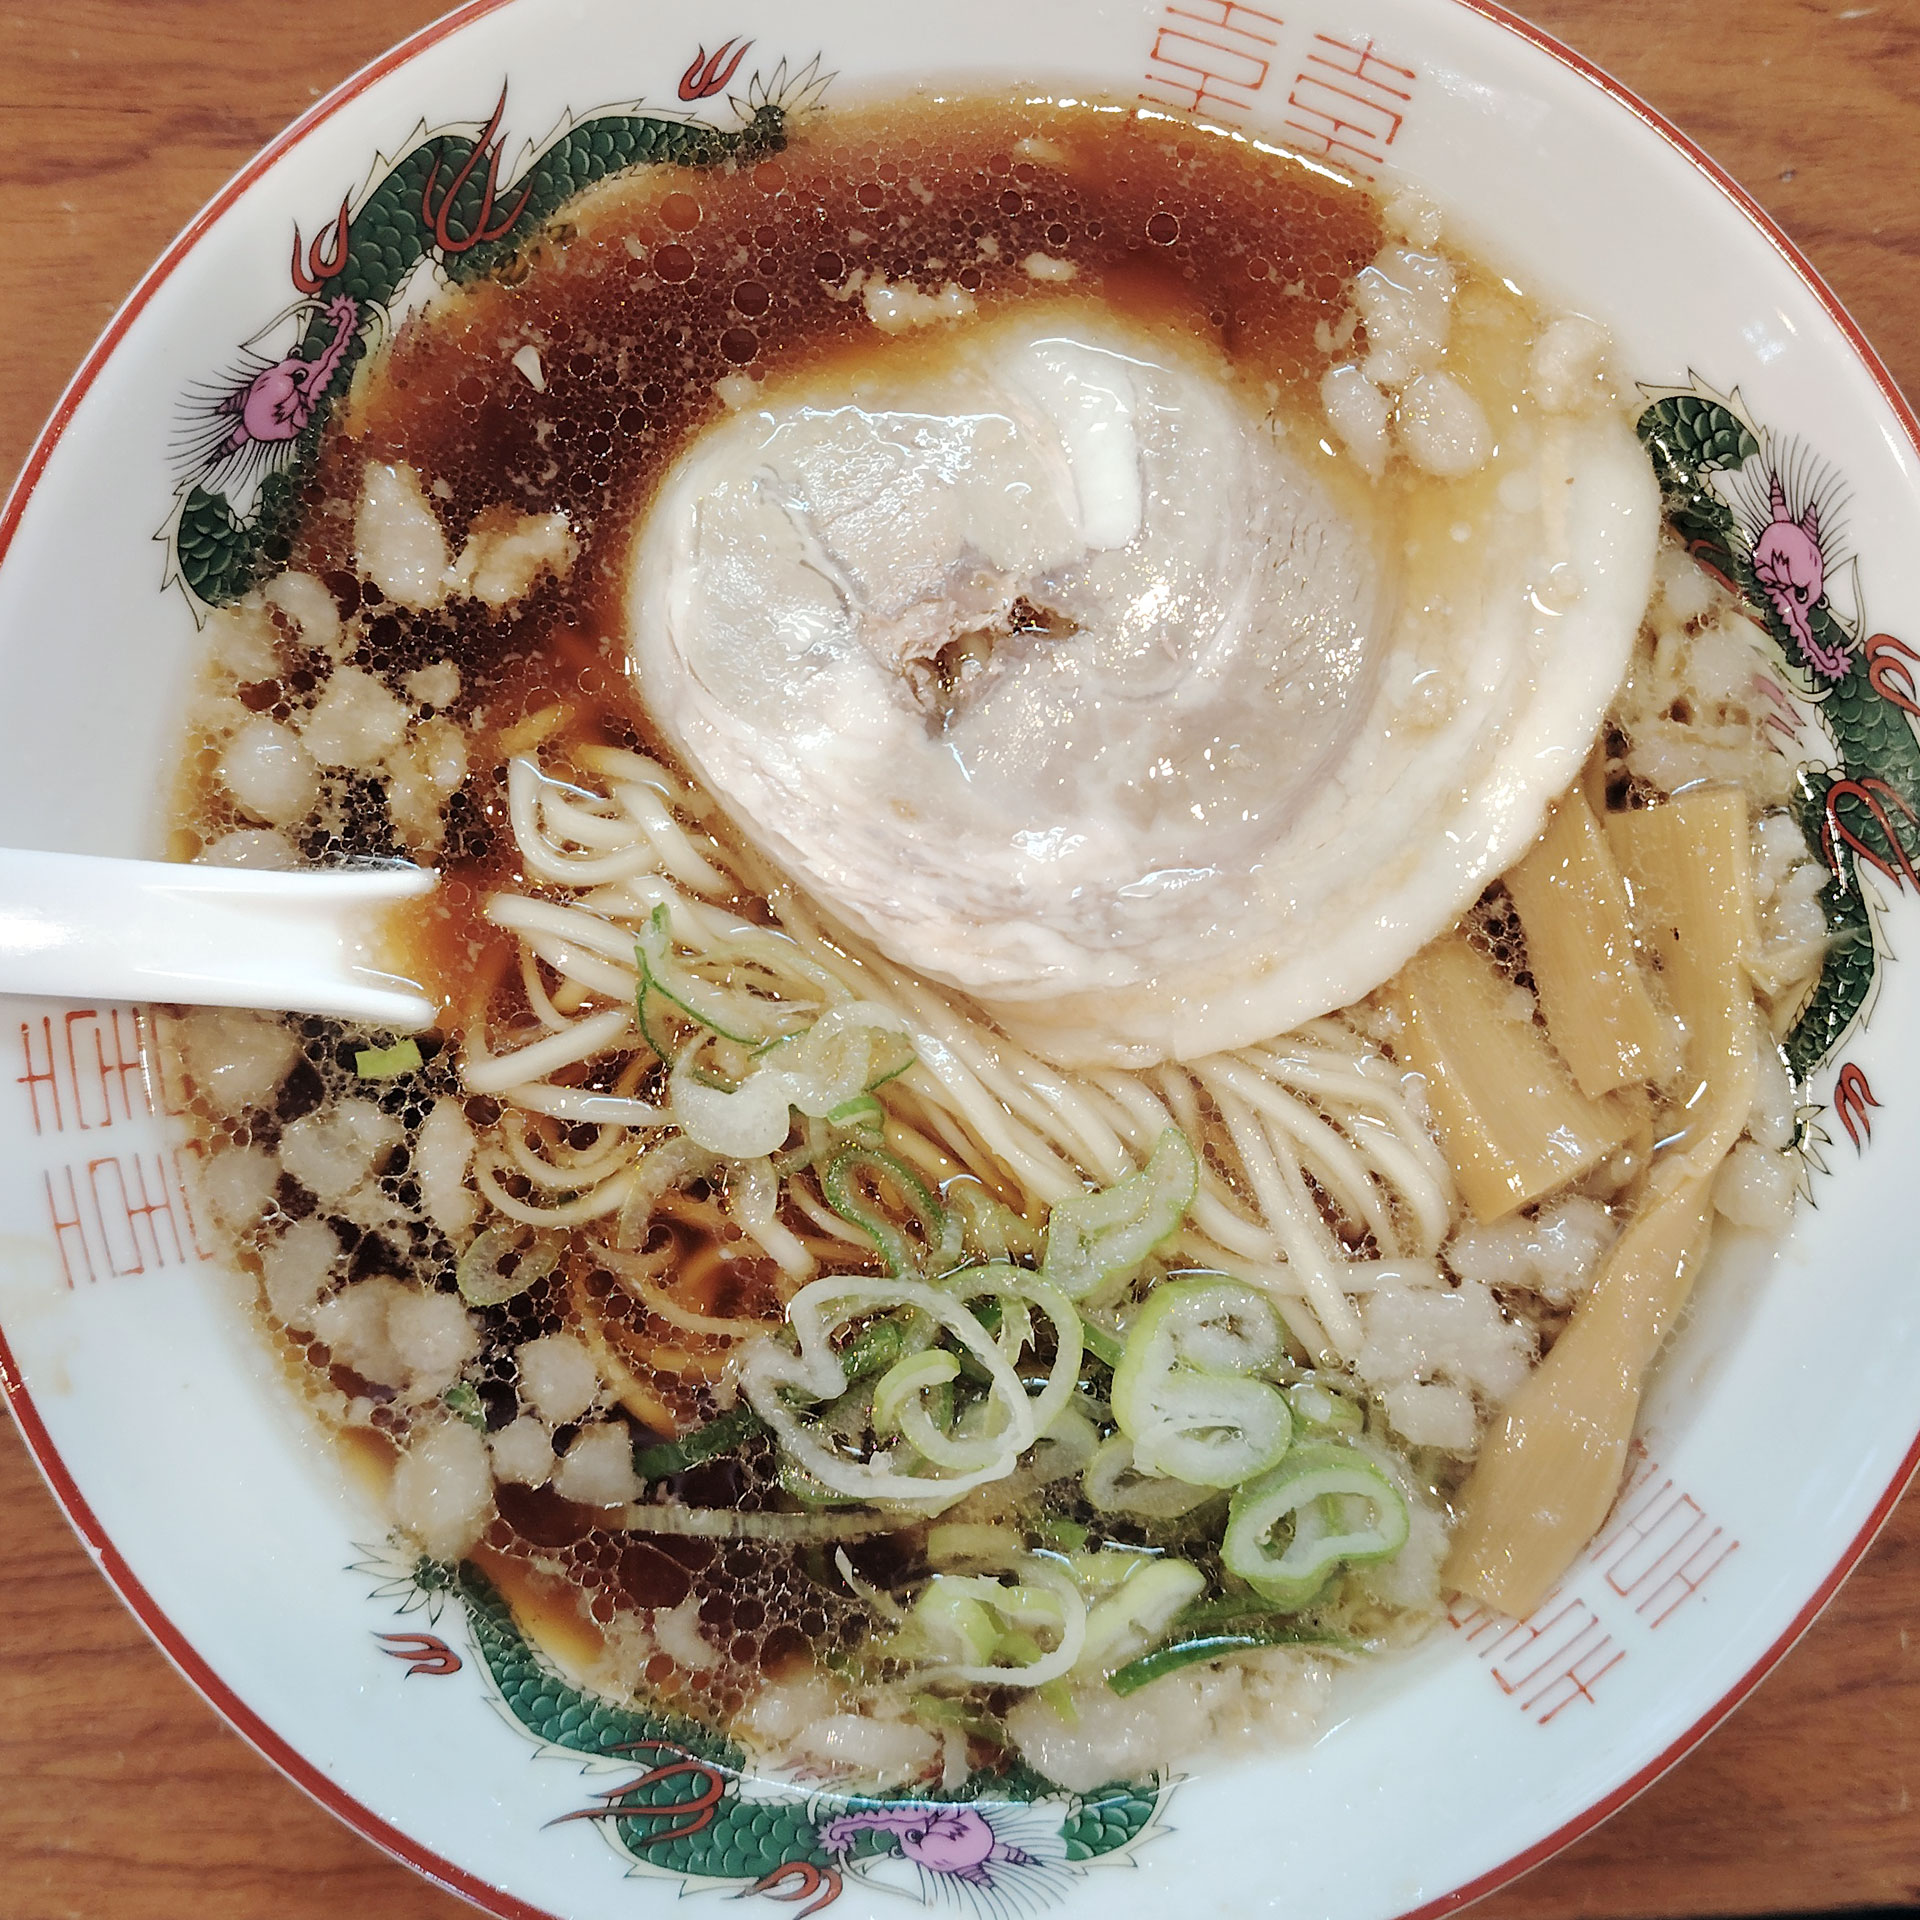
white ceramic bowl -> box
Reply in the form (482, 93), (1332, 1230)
(4, 3), (1918, 1917)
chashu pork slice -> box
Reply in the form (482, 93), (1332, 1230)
(628, 306), (1657, 1068)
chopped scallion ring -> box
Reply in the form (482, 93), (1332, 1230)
(1221, 1443), (1411, 1608)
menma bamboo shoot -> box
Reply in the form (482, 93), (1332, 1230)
(1446, 788), (1758, 1615)
(1394, 932), (1635, 1225)
(1505, 790), (1683, 1098)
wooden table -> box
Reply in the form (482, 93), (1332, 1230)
(3, 2), (1918, 1915)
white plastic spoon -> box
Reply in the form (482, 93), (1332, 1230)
(0, 848), (438, 1030)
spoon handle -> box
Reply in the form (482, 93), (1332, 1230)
(0, 848), (438, 1030)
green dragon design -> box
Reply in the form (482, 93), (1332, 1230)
(167, 47), (816, 612)
(370, 1554), (1163, 1913)
(1636, 387), (1919, 1096)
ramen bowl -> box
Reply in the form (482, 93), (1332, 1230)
(2, 4), (1917, 1918)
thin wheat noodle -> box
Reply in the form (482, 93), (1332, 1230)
(613, 780), (734, 893)
(588, 1291), (732, 1379)
(464, 1004), (632, 1094)
(603, 1246), (781, 1339)
(1216, 1054), (1399, 1253)
(1208, 1082), (1362, 1356)
(653, 1189), (738, 1242)
(503, 1083), (667, 1128)
(1152, 1064), (1207, 1145)
(1341, 1113), (1451, 1257)
(499, 1114), (635, 1190)
(523, 932), (636, 1005)
(1255, 1040), (1456, 1197)
(1200, 1248), (1336, 1355)
(577, 742), (712, 817)
(474, 753), (1466, 1386)
(884, 1078), (993, 1183)
(728, 1157), (814, 1278)
(775, 897), (1081, 1200)
(488, 893), (650, 970)
(476, 1154), (636, 1226)
(510, 764), (664, 883)
(1082, 1071), (1281, 1257)
(1085, 1069), (1178, 1151)
(788, 1177), (882, 1253)
(1187, 1188), (1279, 1262)
(516, 942), (575, 1032)
(880, 1116), (966, 1191)
(567, 1269), (680, 1431)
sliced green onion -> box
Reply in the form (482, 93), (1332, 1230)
(1119, 1368), (1292, 1489)
(907, 1692), (1006, 1743)
(925, 1522), (1025, 1568)
(778, 1458), (871, 1508)
(637, 908), (752, 1051)
(1082, 1434), (1218, 1519)
(1221, 1443), (1410, 1609)
(1107, 1625), (1357, 1697)
(827, 1092), (886, 1140)
(897, 1383), (998, 1473)
(823, 1146), (961, 1278)
(632, 1401), (763, 1480)
(1168, 1593), (1338, 1632)
(1065, 1545), (1154, 1595)
(1285, 1379), (1365, 1437)
(1014, 1403), (1099, 1490)
(613, 1135), (718, 1253)
(945, 1178), (1042, 1263)
(835, 1310), (920, 1385)
(1119, 1273), (1286, 1377)
(616, 1502), (901, 1541)
(641, 925), (916, 1153)
(443, 1380), (486, 1430)
(355, 1037), (423, 1080)
(635, 904), (790, 1049)
(1040, 1127), (1198, 1306)
(1111, 1278), (1291, 1488)
(669, 1034), (795, 1156)
(914, 1579), (1003, 1665)
(910, 1559), (1088, 1687)
(937, 1263), (1084, 1440)
(873, 1349), (961, 1437)
(456, 1223), (562, 1307)
(1078, 1312), (1125, 1370)
(740, 1276), (1034, 1504)
(1078, 1556), (1208, 1674)
(1034, 1516), (1090, 1552)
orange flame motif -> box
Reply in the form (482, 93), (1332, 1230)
(1835, 1062), (1880, 1149)
(679, 38), (752, 100)
(290, 195), (350, 295)
(1821, 775), (1920, 891)
(1683, 536), (1741, 599)
(374, 1631), (462, 1677)
(750, 1861), (844, 1914)
(419, 83), (536, 256)
(547, 1740), (727, 1847)
(1750, 671), (1801, 748)
(1866, 633), (1920, 719)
